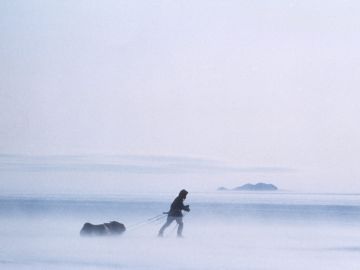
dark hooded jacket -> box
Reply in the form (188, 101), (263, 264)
(168, 190), (190, 217)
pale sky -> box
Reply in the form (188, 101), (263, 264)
(1, 0), (360, 193)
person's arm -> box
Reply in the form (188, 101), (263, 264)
(173, 197), (190, 212)
(180, 200), (190, 212)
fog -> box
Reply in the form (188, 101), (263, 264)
(1, 193), (360, 269)
(1, 1), (360, 269)
(0, 154), (295, 194)
(0, 154), (355, 194)
(1, 0), (360, 192)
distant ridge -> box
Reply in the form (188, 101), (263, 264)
(218, 183), (278, 191)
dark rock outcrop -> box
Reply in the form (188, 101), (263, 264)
(80, 221), (126, 236)
(233, 183), (278, 191)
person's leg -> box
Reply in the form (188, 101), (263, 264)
(175, 217), (184, 237)
(158, 216), (174, 236)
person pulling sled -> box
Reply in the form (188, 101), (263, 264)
(158, 189), (190, 237)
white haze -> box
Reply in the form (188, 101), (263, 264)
(0, 154), (295, 194)
(1, 2), (360, 269)
(1, 0), (360, 192)
(1, 193), (360, 270)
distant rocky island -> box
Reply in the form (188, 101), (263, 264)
(218, 183), (278, 191)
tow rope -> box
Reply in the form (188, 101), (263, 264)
(127, 213), (167, 231)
